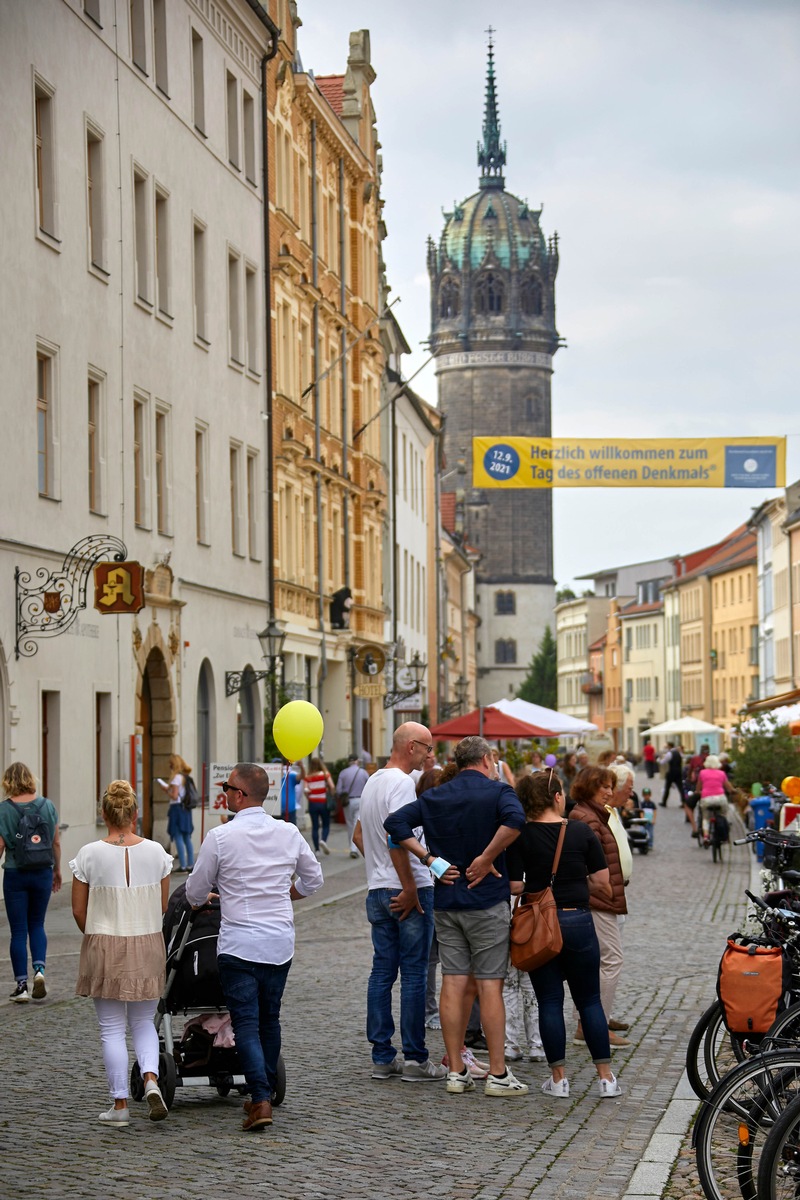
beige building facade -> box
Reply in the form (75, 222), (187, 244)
(555, 596), (609, 724)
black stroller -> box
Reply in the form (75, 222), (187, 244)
(130, 883), (286, 1111)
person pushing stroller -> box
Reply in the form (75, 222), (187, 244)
(185, 763), (323, 1131)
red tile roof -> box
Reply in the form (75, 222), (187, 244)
(618, 599), (664, 617)
(315, 75), (344, 117)
(440, 493), (456, 534)
(668, 524), (756, 586)
(589, 633), (608, 651)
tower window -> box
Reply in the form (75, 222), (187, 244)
(495, 638), (517, 664)
(439, 278), (460, 318)
(495, 590), (516, 615)
(520, 276), (543, 316)
(473, 272), (505, 315)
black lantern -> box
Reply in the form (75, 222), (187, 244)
(258, 618), (287, 665)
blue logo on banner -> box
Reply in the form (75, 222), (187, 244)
(483, 443), (520, 482)
(724, 446), (777, 488)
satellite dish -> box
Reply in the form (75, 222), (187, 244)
(354, 644), (386, 676)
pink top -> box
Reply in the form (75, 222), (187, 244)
(699, 768), (728, 798)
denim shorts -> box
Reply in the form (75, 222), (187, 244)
(434, 901), (510, 978)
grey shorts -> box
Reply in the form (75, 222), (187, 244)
(434, 902), (510, 979)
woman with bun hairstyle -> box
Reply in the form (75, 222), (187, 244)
(0, 761), (61, 1002)
(71, 779), (173, 1126)
(158, 753), (194, 871)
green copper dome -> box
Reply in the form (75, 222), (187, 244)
(438, 190), (549, 273)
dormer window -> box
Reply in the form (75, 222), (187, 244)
(474, 271), (504, 315)
(520, 276), (543, 316)
(439, 278), (460, 318)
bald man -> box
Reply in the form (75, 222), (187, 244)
(353, 722), (446, 1085)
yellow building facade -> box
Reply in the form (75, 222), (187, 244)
(710, 559), (758, 739)
(269, 21), (387, 756)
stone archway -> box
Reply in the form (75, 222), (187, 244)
(135, 630), (177, 838)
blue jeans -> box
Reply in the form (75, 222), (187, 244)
(366, 887), (434, 1064)
(308, 802), (329, 851)
(529, 908), (611, 1066)
(173, 829), (194, 870)
(217, 954), (292, 1104)
(3, 867), (53, 981)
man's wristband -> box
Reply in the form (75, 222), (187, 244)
(421, 852), (434, 865)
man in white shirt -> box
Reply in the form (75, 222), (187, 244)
(186, 762), (323, 1131)
(353, 722), (447, 1084)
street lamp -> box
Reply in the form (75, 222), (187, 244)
(382, 648), (428, 712)
(225, 617), (286, 701)
(454, 674), (469, 710)
(407, 650), (427, 689)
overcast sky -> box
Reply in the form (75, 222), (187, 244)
(298, 0), (800, 588)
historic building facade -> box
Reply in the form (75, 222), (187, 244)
(267, 20), (387, 759)
(428, 39), (560, 704)
(0, 0), (280, 863)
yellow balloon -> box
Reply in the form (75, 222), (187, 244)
(783, 777), (800, 799)
(782, 777), (796, 793)
(273, 701), (324, 762)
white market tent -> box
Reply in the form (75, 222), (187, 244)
(740, 703), (800, 735)
(641, 716), (725, 737)
(489, 696), (598, 736)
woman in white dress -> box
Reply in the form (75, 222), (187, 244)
(71, 779), (173, 1126)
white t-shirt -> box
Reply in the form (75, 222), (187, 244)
(359, 767), (432, 891)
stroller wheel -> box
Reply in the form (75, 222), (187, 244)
(272, 1054), (286, 1107)
(130, 1062), (145, 1102)
(159, 1051), (177, 1110)
(215, 1074), (232, 1098)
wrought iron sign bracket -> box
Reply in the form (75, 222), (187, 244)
(225, 669), (271, 697)
(15, 535), (128, 659)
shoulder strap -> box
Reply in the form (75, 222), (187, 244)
(549, 820), (568, 886)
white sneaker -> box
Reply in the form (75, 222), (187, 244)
(144, 1079), (168, 1120)
(99, 1105), (130, 1126)
(401, 1058), (448, 1082)
(598, 1074), (622, 1098)
(541, 1075), (570, 1098)
(371, 1058), (403, 1080)
(484, 1069), (529, 1097)
(320, 840), (330, 855)
(446, 1068), (476, 1094)
(425, 1014), (442, 1030)
(504, 1047), (524, 1061)
(9, 982), (29, 1003)
(529, 1047), (547, 1062)
(32, 971), (47, 1000)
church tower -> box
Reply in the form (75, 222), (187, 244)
(428, 35), (561, 703)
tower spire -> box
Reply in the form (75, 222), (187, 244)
(478, 27), (506, 190)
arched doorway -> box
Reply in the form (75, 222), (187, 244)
(196, 659), (216, 799)
(236, 668), (260, 761)
(139, 647), (175, 837)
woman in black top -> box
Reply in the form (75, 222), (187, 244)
(507, 771), (622, 1099)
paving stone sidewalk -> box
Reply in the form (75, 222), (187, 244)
(2, 793), (749, 1199)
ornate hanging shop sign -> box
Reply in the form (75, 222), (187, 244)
(93, 562), (146, 614)
(15, 535), (140, 658)
(473, 437), (786, 489)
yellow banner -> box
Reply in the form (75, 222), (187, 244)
(473, 437), (786, 489)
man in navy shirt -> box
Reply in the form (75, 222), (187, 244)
(384, 736), (528, 1098)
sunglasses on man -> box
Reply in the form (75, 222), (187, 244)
(221, 782), (248, 797)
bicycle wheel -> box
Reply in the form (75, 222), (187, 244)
(757, 1090), (800, 1200)
(767, 999), (800, 1046)
(687, 1001), (746, 1100)
(687, 1001), (722, 1100)
(694, 1050), (800, 1200)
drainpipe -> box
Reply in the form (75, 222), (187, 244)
(311, 119), (327, 719)
(339, 156), (349, 589)
(391, 388), (398, 728)
(254, 6), (280, 651)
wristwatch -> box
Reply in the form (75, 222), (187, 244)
(422, 852), (434, 865)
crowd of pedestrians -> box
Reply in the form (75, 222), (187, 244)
(3, 726), (650, 1126)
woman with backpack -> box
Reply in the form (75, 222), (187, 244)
(0, 761), (61, 1003)
(71, 778), (173, 1125)
(158, 753), (195, 872)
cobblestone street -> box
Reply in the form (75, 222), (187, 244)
(2, 789), (751, 1199)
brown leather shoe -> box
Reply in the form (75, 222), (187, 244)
(608, 1019), (630, 1032)
(608, 1031), (631, 1048)
(242, 1100), (273, 1131)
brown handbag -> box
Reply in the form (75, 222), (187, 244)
(509, 820), (567, 972)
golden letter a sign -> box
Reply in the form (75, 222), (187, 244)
(473, 437), (786, 489)
(93, 562), (146, 614)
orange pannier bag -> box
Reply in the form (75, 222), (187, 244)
(716, 937), (787, 1035)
